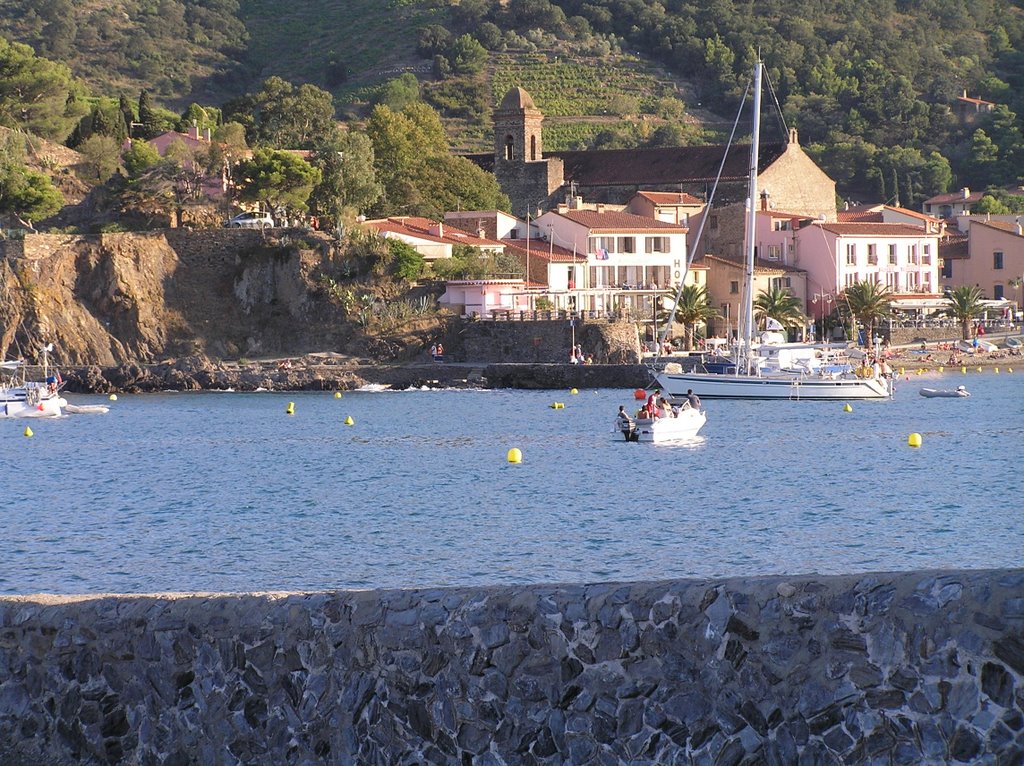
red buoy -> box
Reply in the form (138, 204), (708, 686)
(633, 388), (646, 400)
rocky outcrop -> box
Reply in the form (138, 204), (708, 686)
(0, 570), (1022, 764)
(0, 230), (351, 366)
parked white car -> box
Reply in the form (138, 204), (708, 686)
(223, 211), (274, 229)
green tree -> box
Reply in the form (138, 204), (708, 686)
(374, 73), (420, 111)
(237, 77), (336, 149)
(233, 148), (322, 221)
(946, 285), (986, 340)
(121, 139), (162, 179)
(671, 284), (719, 350)
(0, 38), (86, 140)
(0, 136), (64, 228)
(138, 89), (158, 139)
(447, 34), (488, 76)
(388, 239), (425, 282)
(753, 286), (805, 331)
(78, 134), (122, 182)
(308, 132), (382, 230)
(839, 281), (892, 346)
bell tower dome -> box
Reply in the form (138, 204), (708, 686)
(494, 87), (543, 164)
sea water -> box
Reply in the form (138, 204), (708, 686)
(3, 371), (1022, 595)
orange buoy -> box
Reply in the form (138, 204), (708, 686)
(633, 388), (646, 400)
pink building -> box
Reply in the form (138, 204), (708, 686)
(753, 212), (941, 319)
(952, 219), (1024, 302)
(440, 279), (529, 317)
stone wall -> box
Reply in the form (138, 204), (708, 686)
(459, 317), (641, 364)
(1, 569), (1022, 764)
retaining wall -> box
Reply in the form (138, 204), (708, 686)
(2, 569), (1022, 764)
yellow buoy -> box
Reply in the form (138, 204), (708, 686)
(843, 403), (853, 413)
(550, 402), (564, 409)
(344, 415), (354, 426)
(898, 367), (905, 376)
(109, 393), (118, 401)
(995, 368), (999, 374)
(570, 388), (578, 395)
(286, 401), (295, 415)
(977, 366), (982, 373)
(908, 433), (922, 448)
(1009, 367), (1014, 373)
(961, 366), (967, 374)
(507, 447), (522, 464)
(938, 366), (944, 372)
(23, 426), (33, 437)
(334, 391), (342, 399)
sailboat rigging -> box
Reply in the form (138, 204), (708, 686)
(652, 59), (893, 401)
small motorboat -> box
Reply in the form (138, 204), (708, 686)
(1, 361), (67, 418)
(1006, 336), (1023, 349)
(614, 405), (706, 442)
(919, 386), (970, 398)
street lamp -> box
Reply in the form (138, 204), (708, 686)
(811, 291), (834, 341)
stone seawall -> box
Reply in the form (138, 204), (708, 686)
(2, 569), (1022, 764)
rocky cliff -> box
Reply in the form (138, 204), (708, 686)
(0, 229), (353, 366)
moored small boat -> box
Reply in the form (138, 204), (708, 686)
(919, 386), (970, 398)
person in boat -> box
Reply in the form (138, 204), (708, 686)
(659, 397), (673, 418)
(646, 388), (661, 411)
(686, 389), (701, 409)
(617, 405), (632, 427)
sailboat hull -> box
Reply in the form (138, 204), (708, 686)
(655, 371), (891, 400)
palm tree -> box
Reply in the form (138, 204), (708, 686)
(946, 285), (986, 339)
(671, 284), (720, 350)
(839, 281), (892, 346)
(753, 286), (805, 335)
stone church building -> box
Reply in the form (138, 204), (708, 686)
(469, 87), (838, 259)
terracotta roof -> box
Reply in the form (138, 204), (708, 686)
(939, 234), (969, 259)
(556, 209), (688, 232)
(703, 253), (806, 275)
(838, 210), (882, 223)
(635, 191), (704, 205)
(957, 94), (995, 106)
(815, 222), (936, 237)
(466, 142), (788, 185)
(974, 219), (1024, 237)
(501, 238), (582, 264)
(924, 190), (983, 205)
(838, 204), (940, 225)
(362, 217), (505, 248)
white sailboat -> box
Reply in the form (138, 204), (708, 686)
(654, 59), (893, 401)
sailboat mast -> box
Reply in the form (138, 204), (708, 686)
(740, 59), (763, 372)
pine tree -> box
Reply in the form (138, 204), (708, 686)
(138, 89), (157, 139)
(119, 93), (135, 137)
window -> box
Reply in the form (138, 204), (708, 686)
(770, 277), (791, 290)
(530, 135), (537, 161)
(888, 244), (897, 265)
(922, 244), (931, 265)
(844, 273), (857, 287)
(995, 284), (1005, 299)
(618, 236), (635, 254)
(886, 272), (899, 290)
(772, 219), (790, 232)
(709, 215), (719, 231)
(845, 243), (857, 265)
(766, 245), (781, 260)
(994, 251), (1004, 270)
(645, 236), (670, 253)
(909, 245), (918, 265)
(730, 280), (739, 294)
(589, 236), (615, 255)
(867, 244), (877, 265)
(941, 258), (952, 278)
(504, 135), (515, 161)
